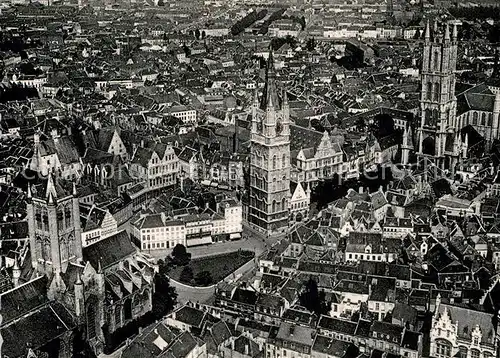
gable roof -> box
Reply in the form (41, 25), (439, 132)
(83, 230), (135, 269)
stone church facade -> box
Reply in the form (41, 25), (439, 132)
(0, 174), (155, 357)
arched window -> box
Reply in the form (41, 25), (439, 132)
(427, 82), (433, 100)
(282, 154), (286, 168)
(282, 197), (286, 211)
(481, 113), (487, 126)
(272, 200), (276, 213)
(65, 206), (72, 228)
(114, 305), (122, 328)
(272, 155), (277, 169)
(473, 112), (478, 125)
(432, 109), (439, 126)
(458, 346), (468, 358)
(86, 295), (99, 339)
(124, 297), (132, 320)
(488, 113), (493, 126)
(470, 349), (480, 358)
(435, 339), (452, 358)
(425, 109), (432, 125)
(483, 352), (493, 358)
(434, 51), (440, 71)
(434, 84), (440, 101)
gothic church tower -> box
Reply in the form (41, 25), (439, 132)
(26, 174), (83, 279)
(249, 52), (291, 234)
(417, 20), (462, 171)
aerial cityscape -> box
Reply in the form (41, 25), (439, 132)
(0, 0), (499, 357)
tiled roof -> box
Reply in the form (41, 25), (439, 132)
(83, 230), (135, 269)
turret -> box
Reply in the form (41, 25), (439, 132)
(444, 23), (450, 44)
(74, 272), (84, 317)
(402, 125), (411, 166)
(12, 255), (21, 287)
(462, 133), (469, 159)
(72, 183), (83, 262)
(453, 132), (460, 155)
(493, 93), (500, 141)
(424, 20), (431, 43)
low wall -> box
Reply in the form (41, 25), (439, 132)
(168, 276), (216, 304)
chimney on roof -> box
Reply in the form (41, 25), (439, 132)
(245, 344), (249, 356)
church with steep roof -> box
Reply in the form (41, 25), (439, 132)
(0, 174), (156, 357)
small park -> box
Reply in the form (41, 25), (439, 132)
(162, 244), (255, 287)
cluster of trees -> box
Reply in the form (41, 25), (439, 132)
(167, 244), (214, 286)
(281, 15), (306, 31)
(170, 244), (191, 266)
(306, 37), (316, 52)
(0, 84), (39, 103)
(194, 29), (207, 40)
(311, 164), (395, 210)
(270, 35), (297, 51)
(259, 8), (287, 34)
(179, 266), (214, 286)
(449, 6), (500, 21)
(231, 9), (268, 36)
(154, 260), (178, 319)
(299, 278), (329, 316)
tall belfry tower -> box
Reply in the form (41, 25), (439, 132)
(249, 51), (291, 234)
(417, 20), (462, 171)
(26, 174), (83, 279)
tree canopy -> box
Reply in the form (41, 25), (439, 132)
(194, 270), (213, 286)
(171, 244), (191, 265)
(299, 277), (329, 316)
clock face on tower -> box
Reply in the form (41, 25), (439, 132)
(276, 121), (283, 134)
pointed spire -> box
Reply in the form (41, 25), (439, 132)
(425, 20), (431, 42)
(402, 125), (409, 147)
(75, 271), (83, 285)
(97, 258), (103, 273)
(47, 190), (55, 205)
(13, 254), (19, 270)
(267, 49), (275, 76)
(27, 184), (32, 199)
(282, 87), (288, 106)
(266, 88), (275, 109)
(45, 173), (57, 201)
(444, 23), (450, 42)
(452, 23), (458, 41)
(72, 181), (77, 196)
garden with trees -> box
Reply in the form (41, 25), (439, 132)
(230, 9), (268, 36)
(165, 244), (254, 286)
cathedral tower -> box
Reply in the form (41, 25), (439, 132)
(417, 20), (461, 171)
(26, 174), (83, 277)
(249, 52), (291, 234)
